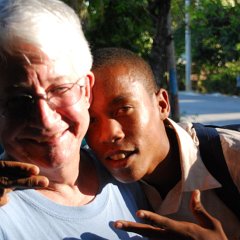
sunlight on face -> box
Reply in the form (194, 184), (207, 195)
(87, 65), (169, 183)
(0, 44), (91, 174)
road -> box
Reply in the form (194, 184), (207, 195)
(178, 91), (240, 125)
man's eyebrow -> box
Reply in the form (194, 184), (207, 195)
(5, 76), (68, 92)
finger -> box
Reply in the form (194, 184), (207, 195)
(0, 188), (6, 197)
(190, 189), (218, 229)
(0, 188), (12, 206)
(114, 220), (188, 240)
(0, 161), (40, 177)
(136, 210), (177, 229)
(0, 175), (49, 189)
(114, 220), (165, 238)
(0, 196), (8, 206)
(136, 210), (198, 237)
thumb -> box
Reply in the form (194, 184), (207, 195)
(0, 188), (12, 206)
(190, 189), (215, 229)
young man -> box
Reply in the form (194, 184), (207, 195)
(0, 2), (149, 239)
(85, 47), (240, 240)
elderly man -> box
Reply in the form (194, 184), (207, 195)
(0, 1), (149, 239)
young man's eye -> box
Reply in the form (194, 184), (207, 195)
(116, 106), (133, 115)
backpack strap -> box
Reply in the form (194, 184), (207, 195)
(192, 122), (240, 221)
(200, 124), (240, 132)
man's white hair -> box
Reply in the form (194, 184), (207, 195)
(0, 0), (92, 77)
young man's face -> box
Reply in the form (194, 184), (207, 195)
(86, 64), (170, 183)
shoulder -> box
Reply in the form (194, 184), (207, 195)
(216, 127), (240, 188)
(216, 127), (240, 148)
(0, 191), (28, 230)
(0, 190), (32, 213)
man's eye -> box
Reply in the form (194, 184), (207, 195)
(116, 106), (133, 115)
(50, 86), (70, 95)
(7, 95), (34, 108)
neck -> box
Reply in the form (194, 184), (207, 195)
(37, 150), (99, 206)
(144, 127), (181, 199)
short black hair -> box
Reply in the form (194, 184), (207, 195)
(92, 47), (159, 93)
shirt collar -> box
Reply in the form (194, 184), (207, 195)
(141, 119), (221, 215)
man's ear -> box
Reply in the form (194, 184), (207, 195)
(84, 71), (95, 108)
(155, 88), (170, 119)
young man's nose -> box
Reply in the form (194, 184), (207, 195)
(99, 118), (125, 144)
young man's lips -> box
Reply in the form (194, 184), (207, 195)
(106, 150), (137, 161)
(104, 151), (137, 170)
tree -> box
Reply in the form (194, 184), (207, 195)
(173, 0), (240, 94)
(147, 0), (171, 87)
(64, 0), (180, 120)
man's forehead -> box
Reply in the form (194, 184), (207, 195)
(9, 42), (71, 69)
(94, 63), (129, 76)
(96, 81), (144, 102)
(10, 41), (49, 61)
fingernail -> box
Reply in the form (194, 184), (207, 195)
(38, 177), (49, 187)
(31, 166), (40, 175)
(137, 211), (145, 218)
(114, 222), (123, 229)
(195, 189), (200, 202)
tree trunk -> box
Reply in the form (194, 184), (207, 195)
(148, 0), (171, 87)
(167, 12), (180, 122)
(148, 0), (179, 121)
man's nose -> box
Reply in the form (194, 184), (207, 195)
(99, 118), (125, 144)
(29, 98), (61, 129)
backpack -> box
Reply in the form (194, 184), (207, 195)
(192, 122), (240, 221)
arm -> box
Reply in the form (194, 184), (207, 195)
(114, 190), (228, 240)
(0, 161), (49, 205)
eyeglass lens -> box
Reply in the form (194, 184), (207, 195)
(5, 95), (35, 120)
(2, 82), (84, 120)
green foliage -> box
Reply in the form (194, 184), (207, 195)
(191, 0), (240, 66)
(63, 0), (240, 96)
(172, 0), (240, 95)
(84, 0), (153, 57)
(198, 59), (240, 95)
(201, 73), (237, 95)
(171, 0), (185, 58)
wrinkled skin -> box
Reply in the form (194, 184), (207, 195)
(0, 42), (95, 204)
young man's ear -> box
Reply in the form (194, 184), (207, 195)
(155, 88), (170, 119)
(84, 71), (95, 108)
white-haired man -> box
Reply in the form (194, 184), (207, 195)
(0, 1), (149, 239)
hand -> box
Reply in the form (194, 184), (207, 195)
(0, 161), (49, 206)
(114, 190), (228, 240)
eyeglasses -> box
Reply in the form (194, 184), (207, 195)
(0, 77), (86, 120)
